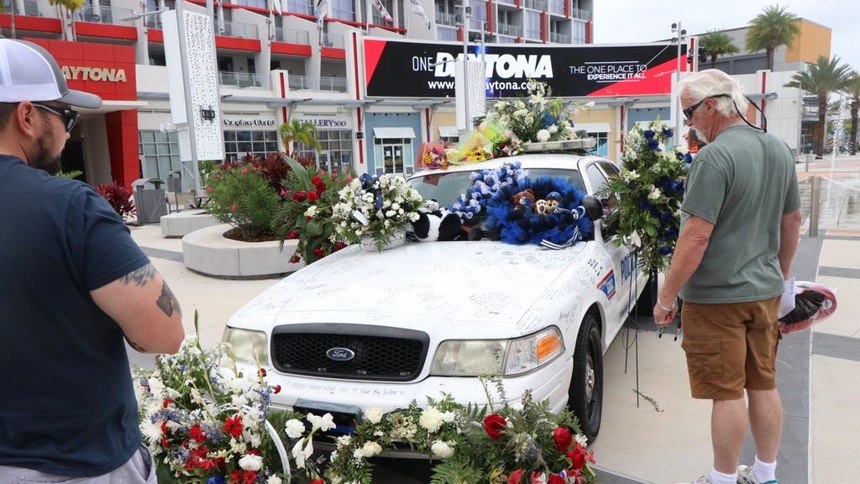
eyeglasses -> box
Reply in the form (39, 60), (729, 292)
(32, 102), (79, 133)
(682, 94), (731, 122)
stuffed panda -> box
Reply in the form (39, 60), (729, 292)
(411, 200), (466, 241)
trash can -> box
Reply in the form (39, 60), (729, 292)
(167, 171), (182, 193)
(132, 178), (168, 223)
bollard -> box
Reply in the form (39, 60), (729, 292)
(809, 176), (820, 237)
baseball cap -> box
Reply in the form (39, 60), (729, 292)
(0, 39), (102, 109)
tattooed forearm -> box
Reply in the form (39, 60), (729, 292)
(156, 281), (180, 317)
(121, 264), (158, 287)
(126, 337), (146, 352)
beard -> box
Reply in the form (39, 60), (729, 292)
(30, 136), (62, 175)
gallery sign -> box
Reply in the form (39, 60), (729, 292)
(363, 38), (686, 99)
(294, 116), (351, 129)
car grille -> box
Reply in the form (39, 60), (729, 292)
(271, 324), (430, 382)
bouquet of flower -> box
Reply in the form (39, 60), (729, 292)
(483, 81), (593, 144)
(133, 315), (288, 483)
(420, 142), (449, 170)
(449, 161), (528, 225)
(331, 173), (424, 251)
(272, 154), (351, 265)
(602, 120), (686, 274)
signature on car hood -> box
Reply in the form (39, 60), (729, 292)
(228, 241), (597, 334)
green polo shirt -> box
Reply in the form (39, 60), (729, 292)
(679, 125), (800, 304)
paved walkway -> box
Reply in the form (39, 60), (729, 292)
(128, 157), (860, 483)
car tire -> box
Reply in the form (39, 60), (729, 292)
(568, 314), (603, 442)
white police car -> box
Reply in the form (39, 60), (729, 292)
(223, 140), (649, 442)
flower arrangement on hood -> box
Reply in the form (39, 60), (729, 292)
(331, 173), (424, 251)
(271, 154), (351, 265)
(602, 120), (686, 274)
(449, 161), (528, 225)
(133, 314), (288, 484)
(483, 80), (594, 144)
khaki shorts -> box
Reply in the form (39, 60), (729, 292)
(680, 296), (781, 400)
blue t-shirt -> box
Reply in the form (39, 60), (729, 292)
(0, 155), (150, 476)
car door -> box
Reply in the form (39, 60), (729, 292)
(580, 159), (640, 348)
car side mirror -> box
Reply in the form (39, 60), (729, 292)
(582, 195), (603, 221)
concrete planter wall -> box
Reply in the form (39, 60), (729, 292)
(182, 224), (302, 279)
(160, 210), (220, 238)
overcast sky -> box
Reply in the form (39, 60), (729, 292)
(592, 1), (860, 72)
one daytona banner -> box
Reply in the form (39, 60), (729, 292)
(364, 38), (687, 99)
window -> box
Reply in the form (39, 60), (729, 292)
(586, 131), (608, 157)
(294, 129), (355, 175)
(139, 130), (181, 181)
(223, 130), (279, 162)
(373, 137), (414, 175)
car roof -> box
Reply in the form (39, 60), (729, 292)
(410, 152), (612, 178)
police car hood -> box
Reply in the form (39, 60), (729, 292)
(227, 241), (595, 336)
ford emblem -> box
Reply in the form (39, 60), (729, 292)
(326, 347), (355, 362)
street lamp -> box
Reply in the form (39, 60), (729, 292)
(671, 22), (686, 141)
(455, 0), (471, 138)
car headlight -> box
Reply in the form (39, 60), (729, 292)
(429, 327), (565, 377)
(430, 340), (507, 376)
(222, 327), (269, 367)
(503, 326), (565, 376)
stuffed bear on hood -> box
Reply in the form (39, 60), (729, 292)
(411, 200), (468, 241)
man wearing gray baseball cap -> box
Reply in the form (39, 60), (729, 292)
(0, 39), (185, 483)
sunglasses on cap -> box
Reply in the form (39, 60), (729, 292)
(682, 94), (732, 122)
(32, 102), (79, 132)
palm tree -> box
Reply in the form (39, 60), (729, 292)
(785, 56), (854, 156)
(745, 4), (801, 72)
(47, 0), (86, 40)
(698, 30), (740, 70)
(278, 119), (321, 154)
(845, 73), (860, 155)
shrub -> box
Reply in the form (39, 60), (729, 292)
(95, 181), (136, 221)
(205, 164), (281, 240)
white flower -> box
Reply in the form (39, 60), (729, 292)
(575, 433), (588, 446)
(238, 453), (263, 471)
(229, 437), (247, 455)
(548, 125), (558, 134)
(140, 418), (163, 443)
(536, 129), (551, 142)
(335, 435), (352, 449)
(291, 438), (313, 469)
(285, 419), (306, 439)
(304, 205), (319, 218)
(430, 440), (455, 458)
(359, 441), (382, 458)
(419, 406), (446, 433)
(267, 476), (283, 484)
(307, 412), (336, 432)
(364, 407), (384, 425)
(648, 187), (662, 200)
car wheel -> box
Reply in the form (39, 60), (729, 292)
(568, 314), (603, 442)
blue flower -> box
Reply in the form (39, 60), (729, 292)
(662, 126), (674, 138)
(643, 130), (655, 140)
(647, 139), (660, 151)
(208, 475), (226, 484)
(638, 198), (650, 210)
(540, 112), (558, 129)
(659, 246), (672, 255)
(660, 211), (674, 224)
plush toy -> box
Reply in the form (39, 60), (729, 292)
(411, 200), (467, 241)
(510, 189), (535, 211)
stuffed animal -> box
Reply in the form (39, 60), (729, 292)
(510, 189), (535, 211)
(411, 200), (466, 241)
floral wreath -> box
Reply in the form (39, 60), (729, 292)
(485, 176), (593, 247)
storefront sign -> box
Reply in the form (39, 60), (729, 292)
(223, 119), (277, 127)
(294, 117), (350, 129)
(364, 38), (686, 99)
(61, 66), (127, 83)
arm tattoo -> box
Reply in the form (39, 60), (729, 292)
(156, 281), (179, 317)
(121, 264), (158, 287)
(126, 338), (146, 352)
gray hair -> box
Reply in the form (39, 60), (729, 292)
(677, 69), (748, 118)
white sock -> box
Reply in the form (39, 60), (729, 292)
(708, 467), (737, 484)
(753, 455), (777, 482)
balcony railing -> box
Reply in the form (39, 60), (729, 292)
(144, 14), (162, 29)
(273, 27), (310, 44)
(75, 5), (135, 25)
(495, 0), (516, 5)
(436, 25), (458, 41)
(549, 0), (564, 15)
(286, 0), (313, 15)
(288, 74), (347, 92)
(523, 0), (547, 10)
(469, 16), (485, 30)
(523, 27), (540, 40)
(232, 0), (266, 8)
(214, 20), (259, 38)
(571, 7), (591, 21)
(219, 71), (263, 88)
(330, 6), (355, 21)
(496, 22), (521, 37)
(435, 11), (456, 26)
(15, 0), (42, 16)
(549, 31), (570, 43)
(321, 32), (343, 48)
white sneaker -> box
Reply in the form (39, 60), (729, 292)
(737, 465), (778, 484)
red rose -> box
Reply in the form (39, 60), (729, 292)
(547, 474), (565, 484)
(333, 241), (346, 251)
(553, 426), (572, 451)
(229, 470), (243, 484)
(307, 190), (320, 202)
(242, 470), (257, 484)
(310, 480), (325, 484)
(289, 255), (301, 263)
(483, 413), (506, 440)
(162, 398), (172, 408)
(566, 443), (586, 470)
(273, 384), (281, 394)
(507, 469), (525, 484)
(310, 176), (322, 186)
(287, 231), (299, 239)
(223, 414), (244, 438)
(258, 368), (267, 377)
(293, 191), (307, 202)
(313, 247), (325, 257)
(189, 424), (206, 443)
